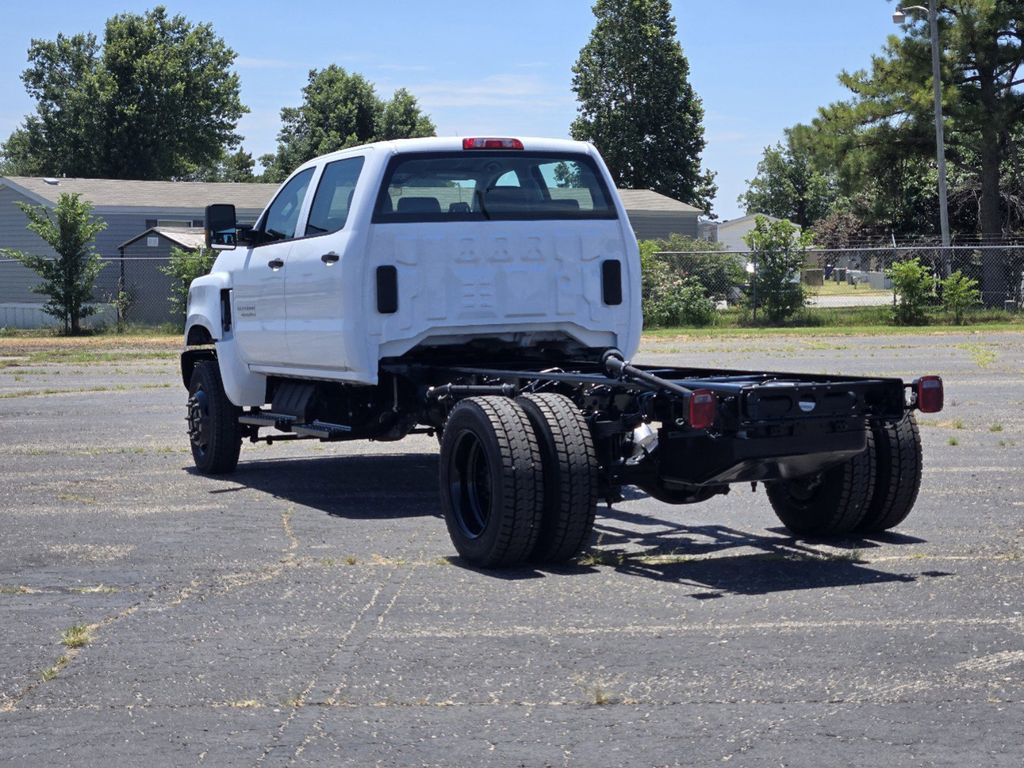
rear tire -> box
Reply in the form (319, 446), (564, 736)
(857, 414), (922, 532)
(187, 360), (242, 475)
(439, 397), (543, 568)
(766, 430), (875, 536)
(517, 393), (599, 563)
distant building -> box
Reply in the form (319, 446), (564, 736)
(0, 176), (275, 327)
(615, 189), (702, 240)
(700, 213), (794, 252)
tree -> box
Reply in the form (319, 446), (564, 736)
(1, 6), (247, 180)
(187, 149), (256, 183)
(570, 0), (717, 214)
(887, 257), (935, 325)
(260, 66), (435, 183)
(0, 194), (106, 335)
(739, 125), (835, 227)
(743, 216), (810, 324)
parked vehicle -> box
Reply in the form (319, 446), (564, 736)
(181, 136), (943, 567)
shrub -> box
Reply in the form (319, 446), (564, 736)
(639, 244), (716, 327)
(887, 257), (933, 325)
(939, 270), (980, 324)
(653, 233), (744, 299)
(742, 216), (808, 324)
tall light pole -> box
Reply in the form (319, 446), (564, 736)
(894, 1), (950, 249)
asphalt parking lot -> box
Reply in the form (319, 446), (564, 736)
(1, 331), (1022, 767)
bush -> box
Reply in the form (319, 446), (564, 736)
(653, 233), (744, 299)
(887, 257), (934, 325)
(742, 216), (808, 324)
(160, 246), (215, 327)
(639, 244), (716, 327)
(939, 270), (981, 324)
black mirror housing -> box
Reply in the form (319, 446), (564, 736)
(205, 204), (237, 250)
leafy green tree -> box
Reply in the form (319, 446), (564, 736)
(260, 66), (435, 182)
(939, 270), (980, 323)
(887, 257), (935, 325)
(160, 246), (215, 327)
(570, 0), (717, 213)
(0, 194), (107, 335)
(816, 3), (1024, 238)
(743, 216), (810, 324)
(188, 149), (257, 182)
(739, 125), (835, 227)
(1, 6), (246, 180)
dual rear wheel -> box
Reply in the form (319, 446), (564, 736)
(767, 414), (923, 537)
(438, 394), (598, 568)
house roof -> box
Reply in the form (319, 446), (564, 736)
(119, 227), (207, 251)
(1, 175), (702, 217)
(0, 176), (278, 213)
(715, 213), (783, 230)
(615, 189), (702, 214)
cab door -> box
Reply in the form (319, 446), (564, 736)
(285, 155), (366, 370)
(231, 167), (314, 367)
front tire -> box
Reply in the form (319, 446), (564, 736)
(439, 397), (543, 568)
(516, 393), (598, 563)
(766, 430), (875, 536)
(187, 360), (242, 475)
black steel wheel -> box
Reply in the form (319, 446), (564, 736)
(516, 393), (598, 563)
(857, 414), (922, 532)
(766, 430), (875, 536)
(187, 360), (242, 475)
(439, 397), (543, 568)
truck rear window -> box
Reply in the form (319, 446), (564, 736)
(372, 152), (617, 222)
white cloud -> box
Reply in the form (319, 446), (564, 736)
(410, 74), (570, 110)
(235, 56), (301, 70)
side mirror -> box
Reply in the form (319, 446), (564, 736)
(205, 204), (237, 250)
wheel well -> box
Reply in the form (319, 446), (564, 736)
(186, 325), (214, 346)
(181, 348), (216, 387)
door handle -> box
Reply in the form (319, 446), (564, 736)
(321, 252), (340, 265)
(268, 258), (284, 270)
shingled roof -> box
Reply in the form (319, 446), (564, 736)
(0, 176), (278, 213)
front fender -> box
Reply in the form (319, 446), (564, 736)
(185, 272), (232, 344)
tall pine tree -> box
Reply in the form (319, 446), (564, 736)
(570, 0), (716, 214)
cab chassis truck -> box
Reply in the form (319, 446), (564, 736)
(181, 137), (944, 568)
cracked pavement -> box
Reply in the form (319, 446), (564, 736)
(1, 331), (1022, 766)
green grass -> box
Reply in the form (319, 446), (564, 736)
(41, 655), (70, 681)
(989, 423), (1004, 433)
(61, 624), (92, 649)
(644, 306), (1023, 337)
(948, 436), (960, 446)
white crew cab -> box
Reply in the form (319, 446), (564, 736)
(185, 136), (641, 407)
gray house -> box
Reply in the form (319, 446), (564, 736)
(617, 189), (701, 240)
(117, 227), (208, 325)
(0, 175), (700, 328)
(0, 176), (276, 328)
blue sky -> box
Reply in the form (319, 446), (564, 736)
(0, 1), (902, 219)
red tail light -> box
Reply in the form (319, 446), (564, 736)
(688, 389), (718, 430)
(462, 137), (524, 150)
(914, 375), (944, 413)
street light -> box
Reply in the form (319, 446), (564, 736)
(894, 1), (950, 249)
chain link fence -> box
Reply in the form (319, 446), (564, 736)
(652, 245), (1024, 321)
(2, 246), (1022, 331)
(0, 256), (185, 330)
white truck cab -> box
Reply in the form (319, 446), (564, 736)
(185, 136), (642, 406)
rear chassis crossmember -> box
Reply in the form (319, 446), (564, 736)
(386, 351), (911, 502)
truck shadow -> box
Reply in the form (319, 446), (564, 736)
(208, 453), (441, 519)
(559, 505), (936, 597)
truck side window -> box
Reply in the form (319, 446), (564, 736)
(261, 167), (314, 242)
(305, 156), (365, 236)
